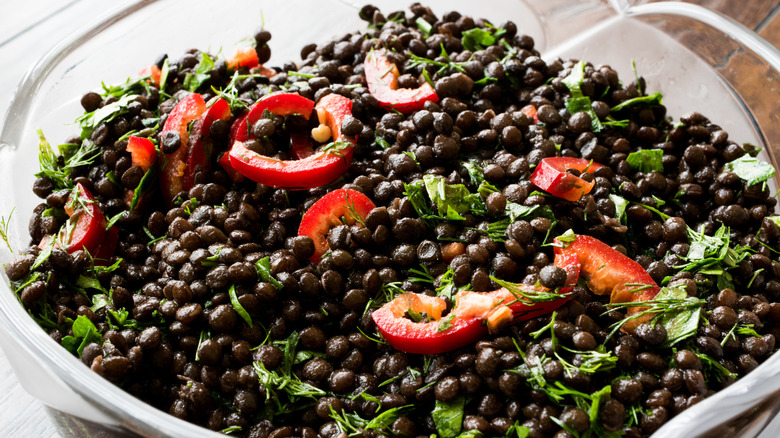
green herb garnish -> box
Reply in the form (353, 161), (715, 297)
(626, 149), (664, 173)
(61, 315), (102, 357)
(723, 154), (776, 187)
(229, 284), (253, 327)
(432, 396), (466, 438)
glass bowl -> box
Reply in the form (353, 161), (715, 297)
(1, 0), (779, 436)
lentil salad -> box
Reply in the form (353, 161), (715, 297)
(4, 3), (780, 437)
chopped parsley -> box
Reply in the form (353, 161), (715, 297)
(723, 154), (776, 187)
(626, 149), (664, 173)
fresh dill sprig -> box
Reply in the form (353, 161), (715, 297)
(0, 207), (14, 251)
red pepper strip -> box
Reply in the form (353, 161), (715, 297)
(227, 93), (355, 189)
(372, 293), (482, 355)
(297, 189), (376, 263)
(160, 96), (231, 205)
(185, 97), (232, 187)
(232, 93), (316, 143)
(138, 65), (161, 85)
(520, 104), (539, 123)
(218, 152), (245, 183)
(127, 136), (157, 172)
(227, 47), (259, 70)
(373, 283), (577, 355)
(530, 157), (605, 202)
(229, 113), (248, 145)
(92, 226), (119, 266)
(553, 234), (660, 332)
(160, 94), (207, 204)
(61, 183), (106, 255)
(364, 49), (439, 114)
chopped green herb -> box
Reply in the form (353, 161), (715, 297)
(183, 52), (214, 92)
(219, 426), (243, 435)
(76, 94), (139, 140)
(254, 361), (325, 415)
(129, 163), (158, 212)
(626, 149), (664, 173)
(723, 154), (776, 187)
(159, 57), (170, 94)
(437, 313), (456, 333)
(462, 161), (485, 186)
(61, 315), (102, 357)
(256, 256), (284, 290)
(609, 194), (629, 224)
(462, 27), (495, 51)
(565, 95), (603, 132)
(432, 396), (466, 438)
(610, 92), (663, 112)
(605, 287), (705, 343)
(229, 284), (253, 327)
(416, 17), (433, 37)
(654, 284), (702, 347)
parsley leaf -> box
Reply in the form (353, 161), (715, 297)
(183, 53), (214, 92)
(416, 17), (433, 37)
(723, 154), (776, 187)
(610, 92), (663, 112)
(654, 284), (701, 347)
(561, 60), (603, 132)
(626, 149), (664, 173)
(462, 28), (495, 51)
(61, 315), (102, 357)
(432, 396), (466, 438)
(229, 284), (253, 327)
(422, 175), (481, 219)
(609, 194), (629, 224)
(256, 256), (284, 291)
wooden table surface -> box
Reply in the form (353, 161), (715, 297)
(1, 1), (780, 436)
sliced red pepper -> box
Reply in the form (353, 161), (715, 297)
(186, 97), (232, 184)
(227, 93), (355, 189)
(92, 226), (119, 266)
(372, 257), (581, 355)
(60, 183), (106, 255)
(373, 284), (573, 355)
(138, 64), (161, 85)
(298, 188), (375, 262)
(218, 152), (245, 183)
(227, 47), (260, 70)
(530, 157), (605, 202)
(232, 93), (315, 143)
(365, 49), (439, 114)
(553, 234), (660, 331)
(160, 95), (231, 205)
(520, 104), (539, 123)
(127, 136), (157, 172)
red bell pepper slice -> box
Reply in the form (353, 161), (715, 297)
(126, 136), (157, 172)
(160, 95), (231, 205)
(232, 93), (315, 143)
(373, 283), (574, 355)
(372, 260), (580, 355)
(520, 104), (539, 123)
(61, 183), (106, 255)
(298, 188), (375, 262)
(218, 152), (245, 183)
(227, 93), (355, 189)
(553, 234), (660, 332)
(365, 49), (439, 114)
(138, 64), (161, 85)
(530, 157), (605, 202)
(227, 47), (260, 70)
(91, 225), (119, 266)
